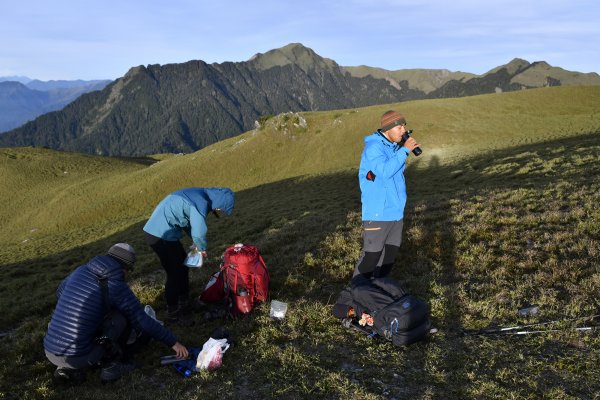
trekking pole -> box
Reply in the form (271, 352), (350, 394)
(462, 313), (600, 336)
(160, 354), (192, 366)
(498, 326), (598, 336)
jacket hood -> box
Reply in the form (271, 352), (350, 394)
(86, 255), (126, 281)
(206, 188), (235, 215)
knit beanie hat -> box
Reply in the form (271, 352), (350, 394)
(380, 110), (406, 132)
(107, 243), (136, 268)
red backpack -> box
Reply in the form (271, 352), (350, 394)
(200, 244), (270, 315)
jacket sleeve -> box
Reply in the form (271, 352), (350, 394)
(364, 142), (409, 179)
(56, 274), (71, 300)
(189, 206), (208, 250)
(110, 282), (177, 347)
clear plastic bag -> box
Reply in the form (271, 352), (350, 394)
(184, 249), (203, 268)
(269, 300), (288, 320)
(195, 338), (230, 371)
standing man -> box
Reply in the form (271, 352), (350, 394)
(353, 110), (420, 279)
(44, 243), (189, 384)
(143, 187), (235, 325)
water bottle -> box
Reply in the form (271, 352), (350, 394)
(401, 130), (422, 156)
(234, 286), (252, 314)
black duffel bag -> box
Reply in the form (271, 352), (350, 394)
(332, 275), (432, 346)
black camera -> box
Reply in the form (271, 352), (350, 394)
(400, 129), (422, 156)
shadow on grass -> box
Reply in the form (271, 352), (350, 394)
(0, 170), (360, 398)
(392, 130), (600, 398)
(0, 131), (598, 399)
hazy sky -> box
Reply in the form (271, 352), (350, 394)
(1, 0), (599, 80)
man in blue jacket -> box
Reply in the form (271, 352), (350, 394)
(143, 187), (235, 325)
(44, 243), (189, 383)
(353, 110), (420, 279)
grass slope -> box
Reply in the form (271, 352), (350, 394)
(2, 86), (599, 265)
(0, 86), (599, 399)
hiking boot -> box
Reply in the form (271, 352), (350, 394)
(166, 307), (195, 327)
(179, 298), (208, 314)
(203, 307), (229, 321)
(54, 367), (85, 384)
(100, 361), (136, 383)
(209, 326), (232, 342)
(165, 315), (195, 327)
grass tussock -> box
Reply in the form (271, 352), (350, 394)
(0, 87), (599, 399)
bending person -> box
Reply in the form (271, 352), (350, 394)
(143, 187), (235, 325)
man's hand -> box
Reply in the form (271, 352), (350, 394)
(172, 342), (189, 359)
(403, 136), (420, 152)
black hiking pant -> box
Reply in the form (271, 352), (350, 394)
(146, 232), (189, 309)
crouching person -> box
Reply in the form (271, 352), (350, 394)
(44, 243), (189, 383)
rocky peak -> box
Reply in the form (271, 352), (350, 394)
(248, 43), (338, 73)
(530, 61), (551, 69)
(487, 58), (531, 76)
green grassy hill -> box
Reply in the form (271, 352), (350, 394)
(1, 86), (599, 399)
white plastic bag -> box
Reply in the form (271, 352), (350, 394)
(184, 249), (203, 268)
(144, 304), (163, 325)
(195, 338), (230, 371)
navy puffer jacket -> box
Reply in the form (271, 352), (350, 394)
(44, 255), (176, 356)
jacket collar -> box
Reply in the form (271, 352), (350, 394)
(375, 130), (400, 150)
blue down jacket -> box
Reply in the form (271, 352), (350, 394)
(143, 187), (235, 250)
(44, 255), (176, 357)
(358, 131), (410, 221)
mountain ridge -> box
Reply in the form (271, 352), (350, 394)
(0, 78), (111, 132)
(1, 43), (598, 156)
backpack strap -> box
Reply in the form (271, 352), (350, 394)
(95, 276), (119, 355)
(258, 255), (269, 279)
(98, 276), (111, 313)
(220, 262), (238, 294)
(255, 255), (269, 300)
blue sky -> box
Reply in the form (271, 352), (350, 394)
(1, 0), (599, 80)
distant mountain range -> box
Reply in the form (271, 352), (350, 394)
(1, 43), (598, 156)
(0, 78), (111, 132)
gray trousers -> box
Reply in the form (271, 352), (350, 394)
(45, 310), (129, 370)
(353, 220), (404, 278)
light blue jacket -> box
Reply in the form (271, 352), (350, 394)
(143, 187), (234, 250)
(358, 131), (410, 221)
